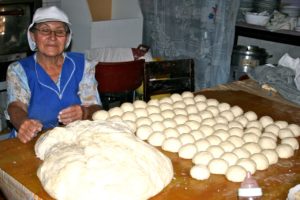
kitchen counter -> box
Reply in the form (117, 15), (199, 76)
(1, 79), (300, 200)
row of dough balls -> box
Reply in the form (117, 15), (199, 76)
(92, 91), (300, 182)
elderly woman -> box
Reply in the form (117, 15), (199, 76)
(6, 6), (102, 143)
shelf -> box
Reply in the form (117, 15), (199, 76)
(235, 22), (300, 46)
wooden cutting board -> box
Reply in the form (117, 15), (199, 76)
(0, 90), (300, 200)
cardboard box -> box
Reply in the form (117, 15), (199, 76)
(61, 0), (143, 52)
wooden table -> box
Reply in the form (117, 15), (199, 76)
(1, 81), (300, 200)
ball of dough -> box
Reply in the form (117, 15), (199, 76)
(206, 98), (219, 106)
(149, 113), (164, 122)
(121, 111), (137, 122)
(274, 120), (288, 129)
(151, 121), (165, 132)
(228, 121), (243, 129)
(208, 158), (229, 174)
(250, 153), (269, 170)
(194, 94), (207, 102)
(178, 143), (198, 159)
(135, 117), (152, 127)
(281, 137), (299, 150)
(206, 135), (222, 145)
(173, 101), (186, 109)
(246, 120), (263, 131)
(108, 107), (123, 117)
(261, 149), (279, 165)
(264, 124), (280, 136)
(258, 136), (277, 150)
(227, 136), (245, 148)
(218, 102), (231, 112)
(159, 97), (173, 104)
(259, 116), (274, 128)
(188, 114), (202, 123)
(276, 144), (294, 159)
(236, 158), (257, 174)
(230, 105), (244, 117)
(147, 99), (160, 107)
(244, 111), (258, 121)
(232, 147), (251, 159)
(107, 115), (123, 122)
(170, 93), (183, 102)
(162, 119), (177, 128)
(133, 100), (147, 109)
(185, 105), (198, 114)
(195, 139), (211, 152)
(242, 142), (262, 155)
(173, 108), (188, 116)
(206, 106), (219, 117)
(190, 164), (210, 180)
(214, 116), (229, 124)
(213, 129), (230, 141)
(198, 125), (214, 137)
(176, 124), (192, 135)
(178, 133), (195, 145)
(244, 127), (262, 137)
(219, 141), (235, 152)
(207, 145), (225, 158)
(159, 103), (173, 111)
(148, 131), (166, 147)
(199, 110), (213, 120)
(181, 91), (194, 98)
(278, 128), (295, 139)
(120, 102), (135, 112)
(92, 110), (109, 121)
(195, 102), (208, 112)
(219, 110), (235, 121)
(161, 110), (175, 119)
(136, 125), (153, 140)
(243, 133), (259, 143)
(228, 127), (244, 137)
(173, 115), (189, 125)
(192, 151), (214, 165)
(190, 130), (205, 140)
(287, 124), (300, 137)
(146, 105), (161, 115)
(261, 132), (278, 141)
(162, 137), (182, 153)
(225, 165), (247, 182)
(134, 108), (148, 118)
(221, 152), (239, 166)
(213, 123), (229, 132)
(201, 118), (217, 127)
(235, 116), (249, 128)
(183, 97), (195, 106)
(164, 128), (180, 138)
(185, 120), (201, 131)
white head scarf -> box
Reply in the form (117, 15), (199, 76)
(27, 6), (72, 51)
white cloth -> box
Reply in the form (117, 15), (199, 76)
(278, 53), (300, 90)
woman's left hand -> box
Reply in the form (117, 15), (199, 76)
(58, 105), (83, 125)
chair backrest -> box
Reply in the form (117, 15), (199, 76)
(143, 59), (195, 102)
(95, 59), (145, 110)
(95, 59), (145, 93)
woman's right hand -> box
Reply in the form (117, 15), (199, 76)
(17, 119), (43, 143)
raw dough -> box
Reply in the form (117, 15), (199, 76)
(194, 139), (211, 152)
(151, 121), (165, 132)
(133, 100), (147, 108)
(250, 153), (269, 170)
(232, 147), (251, 159)
(190, 164), (210, 180)
(236, 158), (257, 175)
(164, 128), (180, 138)
(217, 102), (231, 112)
(194, 94), (207, 102)
(136, 125), (153, 140)
(208, 158), (229, 174)
(259, 116), (274, 128)
(170, 93), (183, 102)
(219, 110), (235, 121)
(221, 152), (239, 166)
(181, 91), (194, 98)
(134, 108), (148, 118)
(162, 119), (177, 128)
(206, 98), (219, 106)
(108, 107), (123, 117)
(195, 102), (208, 112)
(276, 144), (294, 159)
(258, 137), (277, 150)
(278, 128), (295, 139)
(35, 120), (173, 200)
(192, 151), (214, 165)
(243, 111), (258, 121)
(120, 102), (135, 112)
(159, 103), (173, 111)
(121, 111), (137, 122)
(281, 137), (299, 150)
(225, 165), (247, 182)
(201, 118), (217, 126)
(92, 110), (109, 121)
(162, 137), (182, 153)
(148, 131), (166, 147)
(178, 133), (195, 145)
(178, 143), (198, 159)
(207, 145), (224, 158)
(261, 149), (279, 165)
(183, 97), (195, 106)
(230, 105), (244, 117)
(206, 106), (219, 117)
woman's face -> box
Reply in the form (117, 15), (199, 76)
(30, 21), (69, 57)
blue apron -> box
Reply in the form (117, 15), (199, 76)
(9, 52), (84, 138)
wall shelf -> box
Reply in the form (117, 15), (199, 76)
(234, 22), (300, 46)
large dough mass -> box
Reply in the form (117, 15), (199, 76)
(35, 120), (173, 200)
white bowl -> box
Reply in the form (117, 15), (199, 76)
(281, 5), (300, 17)
(245, 12), (270, 26)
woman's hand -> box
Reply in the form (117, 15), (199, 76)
(58, 105), (83, 125)
(18, 119), (43, 143)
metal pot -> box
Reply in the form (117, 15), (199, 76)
(231, 45), (272, 80)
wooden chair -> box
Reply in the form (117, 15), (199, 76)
(95, 59), (145, 110)
(143, 59), (195, 102)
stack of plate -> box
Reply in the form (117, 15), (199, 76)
(253, 0), (280, 14)
(280, 5), (300, 17)
(238, 0), (255, 22)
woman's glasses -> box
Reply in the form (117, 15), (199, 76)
(34, 28), (68, 37)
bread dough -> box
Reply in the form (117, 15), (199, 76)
(242, 142), (262, 155)
(161, 110), (175, 119)
(159, 103), (173, 111)
(173, 108), (188, 116)
(173, 101), (186, 109)
(213, 129), (230, 141)
(214, 116), (229, 124)
(176, 124), (192, 135)
(199, 110), (213, 120)
(159, 97), (173, 104)
(120, 102), (135, 112)
(146, 105), (161, 115)
(92, 110), (109, 121)
(170, 93), (183, 102)
(147, 99), (160, 107)
(136, 125), (153, 140)
(121, 111), (137, 122)
(259, 116), (274, 128)
(194, 94), (207, 102)
(148, 131), (166, 147)
(287, 124), (300, 137)
(195, 102), (208, 112)
(243, 111), (258, 121)
(258, 136), (277, 150)
(219, 141), (235, 152)
(244, 127), (262, 137)
(217, 102), (231, 112)
(235, 116), (248, 128)
(236, 158), (257, 175)
(206, 106), (219, 117)
(201, 118), (217, 127)
(274, 120), (288, 129)
(225, 165), (247, 182)
(178, 133), (195, 145)
(221, 152), (239, 166)
(183, 97), (195, 106)
(162, 137), (182, 153)
(35, 120), (173, 200)
(206, 135), (222, 145)
(261, 132), (278, 141)
(207, 145), (224, 158)
(190, 130), (205, 140)
(264, 124), (280, 136)
(276, 144), (294, 158)
(178, 143), (198, 159)
(181, 91), (194, 98)
(190, 164), (210, 180)
(151, 121), (165, 132)
(250, 153), (269, 170)
(162, 119), (177, 128)
(213, 123), (229, 131)
(278, 128), (295, 139)
(188, 114), (202, 123)
(134, 108), (148, 118)
(208, 158), (229, 174)
(133, 100), (147, 108)
(281, 137), (299, 150)
(246, 120), (263, 131)
(219, 110), (235, 121)
(108, 107), (123, 117)
(164, 128), (180, 138)
(261, 149), (279, 165)
(230, 105), (244, 117)
(136, 117), (152, 127)
(198, 125), (214, 137)
(227, 135), (245, 148)
(186, 105), (198, 114)
(192, 151), (214, 165)
(228, 127), (244, 137)
(149, 113), (164, 122)
(206, 98), (219, 106)
(194, 139), (211, 152)
(232, 147), (251, 159)
(228, 121), (243, 129)
(243, 133), (259, 143)
(185, 120), (201, 131)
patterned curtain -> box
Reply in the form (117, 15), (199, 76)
(139, 0), (240, 90)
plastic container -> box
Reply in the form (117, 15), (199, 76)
(238, 172), (262, 200)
